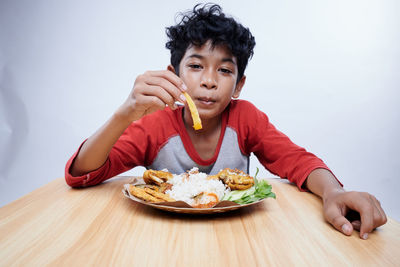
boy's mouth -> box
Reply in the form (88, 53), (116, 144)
(197, 97), (216, 105)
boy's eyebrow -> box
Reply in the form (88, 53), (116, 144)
(221, 58), (236, 65)
(187, 54), (204, 60)
(187, 54), (237, 65)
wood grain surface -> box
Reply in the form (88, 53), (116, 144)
(0, 177), (399, 266)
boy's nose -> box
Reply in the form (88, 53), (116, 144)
(200, 71), (217, 89)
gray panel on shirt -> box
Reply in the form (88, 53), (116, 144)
(147, 127), (249, 175)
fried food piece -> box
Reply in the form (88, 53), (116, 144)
(135, 184), (160, 191)
(129, 185), (161, 202)
(159, 182), (173, 193)
(183, 92), (202, 130)
(216, 168), (255, 190)
(143, 170), (173, 186)
(143, 188), (175, 202)
(226, 183), (252, 190)
(129, 185), (175, 203)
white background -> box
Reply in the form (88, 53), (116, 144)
(1, 0), (399, 221)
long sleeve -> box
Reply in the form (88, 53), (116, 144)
(229, 100), (339, 190)
(64, 108), (178, 187)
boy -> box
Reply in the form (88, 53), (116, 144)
(65, 4), (386, 239)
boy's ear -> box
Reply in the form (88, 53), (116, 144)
(232, 75), (246, 99)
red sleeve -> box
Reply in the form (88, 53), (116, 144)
(230, 100), (341, 191)
(65, 109), (176, 188)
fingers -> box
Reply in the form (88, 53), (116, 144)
(371, 195), (387, 226)
(357, 202), (374, 239)
(144, 85), (179, 110)
(134, 70), (187, 110)
(145, 76), (186, 106)
(325, 191), (388, 240)
(146, 70), (187, 92)
(351, 220), (361, 231)
(324, 204), (354, 236)
(343, 192), (387, 239)
(134, 94), (168, 115)
(143, 71), (187, 105)
(367, 194), (387, 235)
(121, 70), (189, 121)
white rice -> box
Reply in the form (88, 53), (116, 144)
(165, 167), (230, 206)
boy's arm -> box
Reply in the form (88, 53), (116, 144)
(69, 70), (187, 177)
(305, 168), (387, 239)
(239, 102), (387, 239)
(69, 112), (132, 177)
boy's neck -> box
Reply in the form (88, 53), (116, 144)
(182, 107), (223, 160)
(182, 107), (222, 136)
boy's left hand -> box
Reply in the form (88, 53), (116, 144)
(322, 190), (387, 239)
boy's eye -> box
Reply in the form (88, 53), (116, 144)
(220, 68), (232, 74)
(188, 64), (202, 69)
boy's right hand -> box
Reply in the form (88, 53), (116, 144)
(116, 70), (187, 122)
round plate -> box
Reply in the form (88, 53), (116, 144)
(123, 181), (267, 214)
(123, 184), (266, 214)
(143, 199), (265, 214)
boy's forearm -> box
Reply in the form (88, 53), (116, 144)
(70, 112), (133, 176)
(305, 168), (344, 200)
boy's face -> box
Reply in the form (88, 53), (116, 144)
(170, 41), (245, 121)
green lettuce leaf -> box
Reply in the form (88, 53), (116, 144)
(221, 168), (276, 204)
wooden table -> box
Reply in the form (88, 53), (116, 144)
(1, 177), (399, 266)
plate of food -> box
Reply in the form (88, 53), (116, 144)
(123, 167), (276, 214)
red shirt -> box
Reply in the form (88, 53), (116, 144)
(65, 100), (336, 189)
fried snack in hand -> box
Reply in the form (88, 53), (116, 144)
(143, 170), (173, 186)
(216, 168), (255, 190)
(183, 92), (202, 130)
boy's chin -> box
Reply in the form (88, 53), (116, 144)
(197, 109), (223, 121)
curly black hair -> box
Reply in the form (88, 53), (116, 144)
(165, 3), (256, 83)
